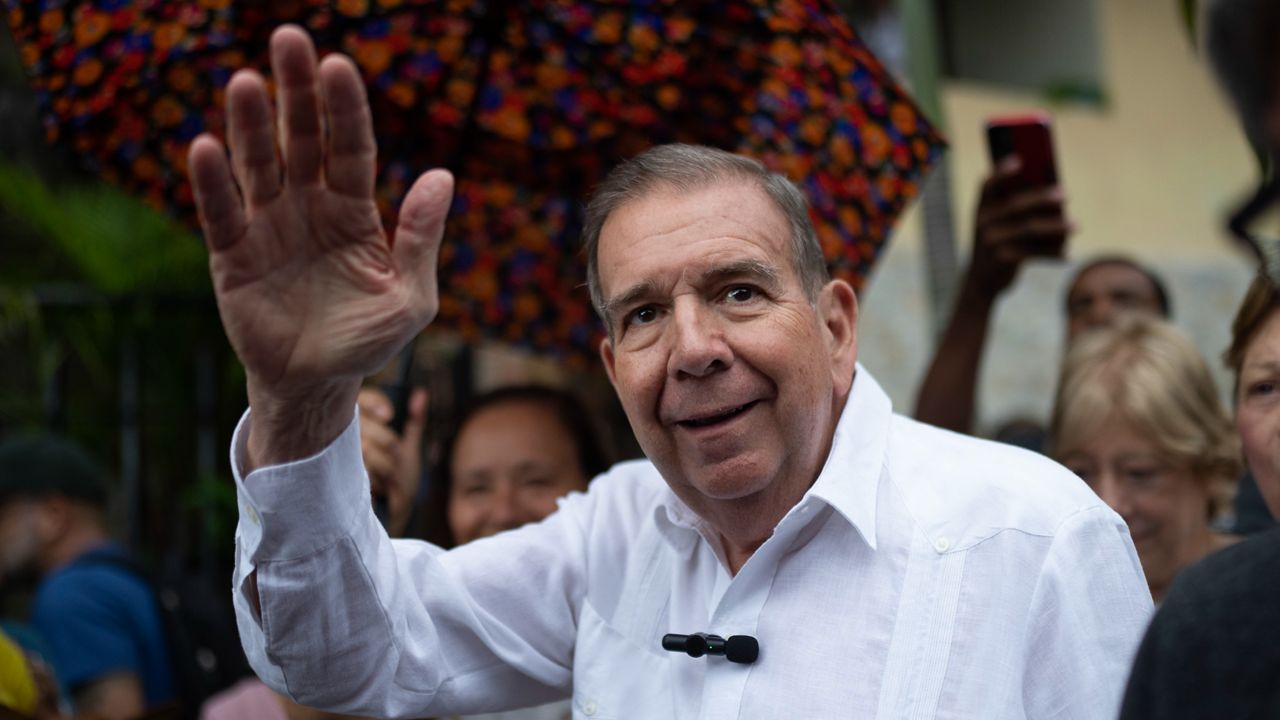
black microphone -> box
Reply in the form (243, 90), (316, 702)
(662, 632), (759, 664)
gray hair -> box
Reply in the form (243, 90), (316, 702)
(581, 144), (829, 318)
(1205, 0), (1280, 149)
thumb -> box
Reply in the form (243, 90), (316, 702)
(393, 169), (455, 320)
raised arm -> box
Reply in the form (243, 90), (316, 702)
(914, 158), (1070, 433)
(188, 25), (453, 472)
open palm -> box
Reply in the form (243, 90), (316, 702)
(189, 27), (453, 422)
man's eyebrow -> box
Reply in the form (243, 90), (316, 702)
(600, 280), (660, 322)
(599, 260), (783, 321)
(700, 260), (783, 290)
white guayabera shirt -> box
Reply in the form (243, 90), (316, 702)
(231, 366), (1153, 720)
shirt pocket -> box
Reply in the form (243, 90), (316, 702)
(573, 601), (674, 720)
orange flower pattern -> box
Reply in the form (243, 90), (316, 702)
(5, 0), (944, 360)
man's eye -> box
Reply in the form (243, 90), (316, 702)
(1112, 292), (1140, 307)
(725, 286), (757, 303)
(627, 306), (659, 326)
(1249, 381), (1277, 397)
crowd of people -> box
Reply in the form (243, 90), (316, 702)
(2, 0), (1280, 718)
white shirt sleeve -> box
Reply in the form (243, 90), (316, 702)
(1020, 505), (1154, 720)
(230, 408), (586, 719)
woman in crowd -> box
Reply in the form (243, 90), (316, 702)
(1226, 273), (1280, 517)
(420, 385), (610, 551)
(1049, 315), (1240, 602)
(1119, 270), (1280, 715)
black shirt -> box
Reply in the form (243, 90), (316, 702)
(1120, 526), (1280, 719)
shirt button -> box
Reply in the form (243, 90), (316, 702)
(583, 700), (598, 716)
(244, 504), (260, 526)
(934, 537), (951, 552)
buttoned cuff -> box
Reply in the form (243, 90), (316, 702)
(231, 405), (370, 561)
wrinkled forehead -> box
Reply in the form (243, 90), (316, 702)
(596, 179), (791, 281)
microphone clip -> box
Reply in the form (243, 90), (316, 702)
(661, 632), (759, 664)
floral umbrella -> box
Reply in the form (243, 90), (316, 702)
(4, 0), (945, 360)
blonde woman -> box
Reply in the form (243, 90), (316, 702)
(1049, 315), (1240, 602)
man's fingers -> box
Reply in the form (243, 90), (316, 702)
(188, 135), (247, 252)
(394, 169), (455, 314)
(320, 54), (377, 199)
(270, 25), (324, 187)
(978, 157), (1022, 203)
(977, 186), (1065, 226)
(985, 217), (1072, 257)
(225, 71), (281, 208)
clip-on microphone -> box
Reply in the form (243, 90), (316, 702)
(662, 632), (759, 664)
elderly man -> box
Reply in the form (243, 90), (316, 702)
(194, 26), (1151, 719)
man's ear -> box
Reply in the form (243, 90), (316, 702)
(820, 280), (858, 394)
(600, 337), (619, 391)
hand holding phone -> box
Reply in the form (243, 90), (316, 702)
(965, 114), (1073, 297)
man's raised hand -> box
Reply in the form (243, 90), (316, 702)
(188, 25), (454, 469)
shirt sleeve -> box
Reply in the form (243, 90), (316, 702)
(1020, 505), (1154, 720)
(231, 408), (590, 719)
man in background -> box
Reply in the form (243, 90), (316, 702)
(0, 434), (173, 720)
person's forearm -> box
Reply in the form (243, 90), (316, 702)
(913, 278), (998, 434)
(245, 376), (361, 474)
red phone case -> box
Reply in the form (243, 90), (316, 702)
(986, 114), (1058, 188)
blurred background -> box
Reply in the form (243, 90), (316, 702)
(0, 0), (1257, 612)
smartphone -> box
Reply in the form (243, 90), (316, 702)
(985, 113), (1059, 189)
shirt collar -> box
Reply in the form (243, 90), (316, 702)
(804, 363), (890, 551)
(653, 363), (891, 552)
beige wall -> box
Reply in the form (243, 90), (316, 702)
(858, 0), (1259, 431)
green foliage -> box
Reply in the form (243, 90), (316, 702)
(0, 162), (209, 294)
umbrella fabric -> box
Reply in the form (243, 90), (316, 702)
(4, 0), (944, 360)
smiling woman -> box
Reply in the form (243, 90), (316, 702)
(1225, 272), (1280, 518)
(424, 385), (611, 549)
(1049, 315), (1241, 602)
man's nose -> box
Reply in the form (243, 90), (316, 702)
(667, 300), (732, 378)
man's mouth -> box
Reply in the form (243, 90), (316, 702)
(677, 401), (759, 429)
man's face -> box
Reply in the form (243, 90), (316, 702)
(596, 179), (857, 525)
(0, 499), (42, 585)
(1065, 262), (1162, 340)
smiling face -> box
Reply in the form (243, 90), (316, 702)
(447, 400), (590, 545)
(596, 178), (857, 549)
(1060, 416), (1212, 600)
(1235, 307), (1280, 518)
